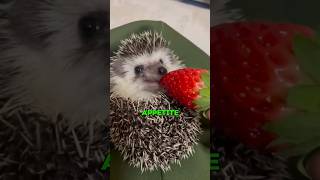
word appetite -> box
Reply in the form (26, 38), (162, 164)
(140, 109), (180, 117)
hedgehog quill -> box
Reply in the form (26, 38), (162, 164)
(110, 31), (202, 172)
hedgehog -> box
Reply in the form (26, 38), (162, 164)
(0, 0), (109, 179)
(110, 31), (202, 172)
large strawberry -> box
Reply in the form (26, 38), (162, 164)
(211, 21), (316, 150)
(160, 68), (210, 112)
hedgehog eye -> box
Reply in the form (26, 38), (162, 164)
(134, 65), (144, 75)
(78, 11), (107, 42)
(159, 59), (164, 64)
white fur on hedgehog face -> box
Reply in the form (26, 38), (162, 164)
(0, 0), (108, 125)
(111, 48), (184, 100)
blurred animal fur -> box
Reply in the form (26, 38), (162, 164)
(0, 0), (109, 125)
(0, 1), (109, 179)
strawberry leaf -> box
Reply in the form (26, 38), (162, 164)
(194, 95), (210, 112)
(278, 138), (320, 158)
(287, 85), (320, 112)
(293, 34), (320, 83)
(199, 83), (210, 100)
(201, 71), (210, 87)
(297, 155), (311, 179)
(265, 112), (320, 157)
(194, 72), (210, 112)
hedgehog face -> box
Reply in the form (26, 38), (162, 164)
(111, 32), (184, 101)
(132, 59), (167, 94)
(111, 48), (183, 100)
(0, 0), (108, 124)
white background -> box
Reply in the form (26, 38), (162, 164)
(110, 0), (210, 55)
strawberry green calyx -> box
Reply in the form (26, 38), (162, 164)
(194, 71), (210, 112)
(160, 68), (210, 113)
(293, 33), (320, 83)
(264, 32), (320, 159)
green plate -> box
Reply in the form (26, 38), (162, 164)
(110, 20), (210, 180)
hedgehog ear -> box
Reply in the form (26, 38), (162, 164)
(0, 0), (15, 16)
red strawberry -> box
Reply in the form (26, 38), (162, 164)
(160, 68), (210, 111)
(211, 22), (315, 149)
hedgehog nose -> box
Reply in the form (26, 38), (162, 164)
(158, 67), (167, 75)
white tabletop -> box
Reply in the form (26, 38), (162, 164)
(110, 0), (210, 55)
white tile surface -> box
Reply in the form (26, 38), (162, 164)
(110, 0), (210, 55)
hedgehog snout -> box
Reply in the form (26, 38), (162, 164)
(143, 65), (167, 82)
